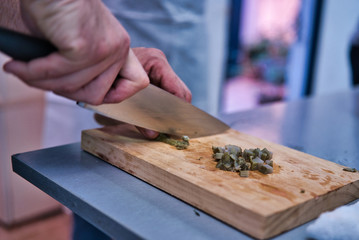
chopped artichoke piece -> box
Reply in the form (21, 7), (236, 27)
(240, 170), (249, 177)
(260, 153), (268, 161)
(265, 160), (273, 167)
(225, 145), (242, 156)
(343, 167), (357, 172)
(223, 162), (232, 171)
(182, 136), (190, 142)
(216, 161), (224, 170)
(251, 157), (264, 170)
(213, 153), (224, 161)
(259, 164), (273, 174)
(222, 152), (231, 164)
(261, 148), (273, 160)
(233, 159), (241, 171)
(243, 149), (255, 161)
(229, 153), (238, 161)
(212, 146), (224, 154)
(243, 162), (251, 171)
(253, 148), (261, 157)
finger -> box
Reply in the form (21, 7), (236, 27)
(136, 127), (159, 139)
(149, 63), (192, 103)
(103, 50), (149, 103)
(3, 35), (128, 83)
(157, 74), (192, 103)
(27, 56), (122, 93)
(3, 53), (87, 81)
(132, 48), (191, 103)
(54, 59), (122, 104)
(3, 47), (127, 93)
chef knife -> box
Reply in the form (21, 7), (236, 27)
(0, 27), (230, 137)
(77, 85), (230, 137)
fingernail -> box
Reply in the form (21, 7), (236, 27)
(144, 129), (159, 139)
(3, 63), (10, 72)
(3, 62), (17, 73)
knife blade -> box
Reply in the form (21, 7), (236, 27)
(0, 27), (230, 137)
(77, 84), (230, 137)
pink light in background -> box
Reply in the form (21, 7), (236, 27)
(241, 0), (300, 45)
(223, 0), (300, 113)
(257, 0), (300, 43)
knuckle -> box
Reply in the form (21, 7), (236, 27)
(112, 32), (130, 56)
(69, 38), (88, 57)
(187, 91), (193, 102)
(92, 41), (111, 60)
(122, 32), (131, 49)
(146, 55), (166, 69)
(110, 95), (123, 103)
(145, 48), (167, 64)
(56, 84), (79, 94)
(139, 75), (150, 89)
(29, 63), (59, 80)
(150, 48), (166, 58)
(94, 32), (131, 61)
(40, 69), (57, 80)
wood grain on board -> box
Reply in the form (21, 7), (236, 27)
(81, 125), (359, 239)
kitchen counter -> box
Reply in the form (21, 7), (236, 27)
(12, 87), (359, 239)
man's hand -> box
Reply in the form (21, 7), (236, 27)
(93, 48), (192, 139)
(0, 1), (192, 139)
(3, 0), (149, 105)
(132, 47), (192, 139)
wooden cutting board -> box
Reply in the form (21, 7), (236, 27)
(81, 125), (359, 239)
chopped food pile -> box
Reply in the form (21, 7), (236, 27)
(212, 145), (274, 177)
(155, 134), (190, 150)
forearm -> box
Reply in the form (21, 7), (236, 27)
(0, 0), (29, 33)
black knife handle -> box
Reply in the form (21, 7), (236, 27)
(0, 27), (57, 62)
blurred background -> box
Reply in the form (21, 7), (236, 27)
(1, 0), (359, 239)
(223, 0), (358, 112)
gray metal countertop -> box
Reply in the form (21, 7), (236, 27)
(12, 87), (359, 239)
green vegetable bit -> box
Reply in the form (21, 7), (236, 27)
(259, 164), (273, 174)
(182, 136), (190, 142)
(251, 157), (264, 170)
(343, 167), (357, 172)
(240, 170), (249, 177)
(155, 134), (190, 150)
(261, 148), (273, 160)
(265, 160), (273, 167)
(226, 145), (242, 155)
(213, 153), (224, 161)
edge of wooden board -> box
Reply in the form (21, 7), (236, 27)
(81, 127), (359, 239)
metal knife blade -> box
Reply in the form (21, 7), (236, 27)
(78, 84), (230, 137)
